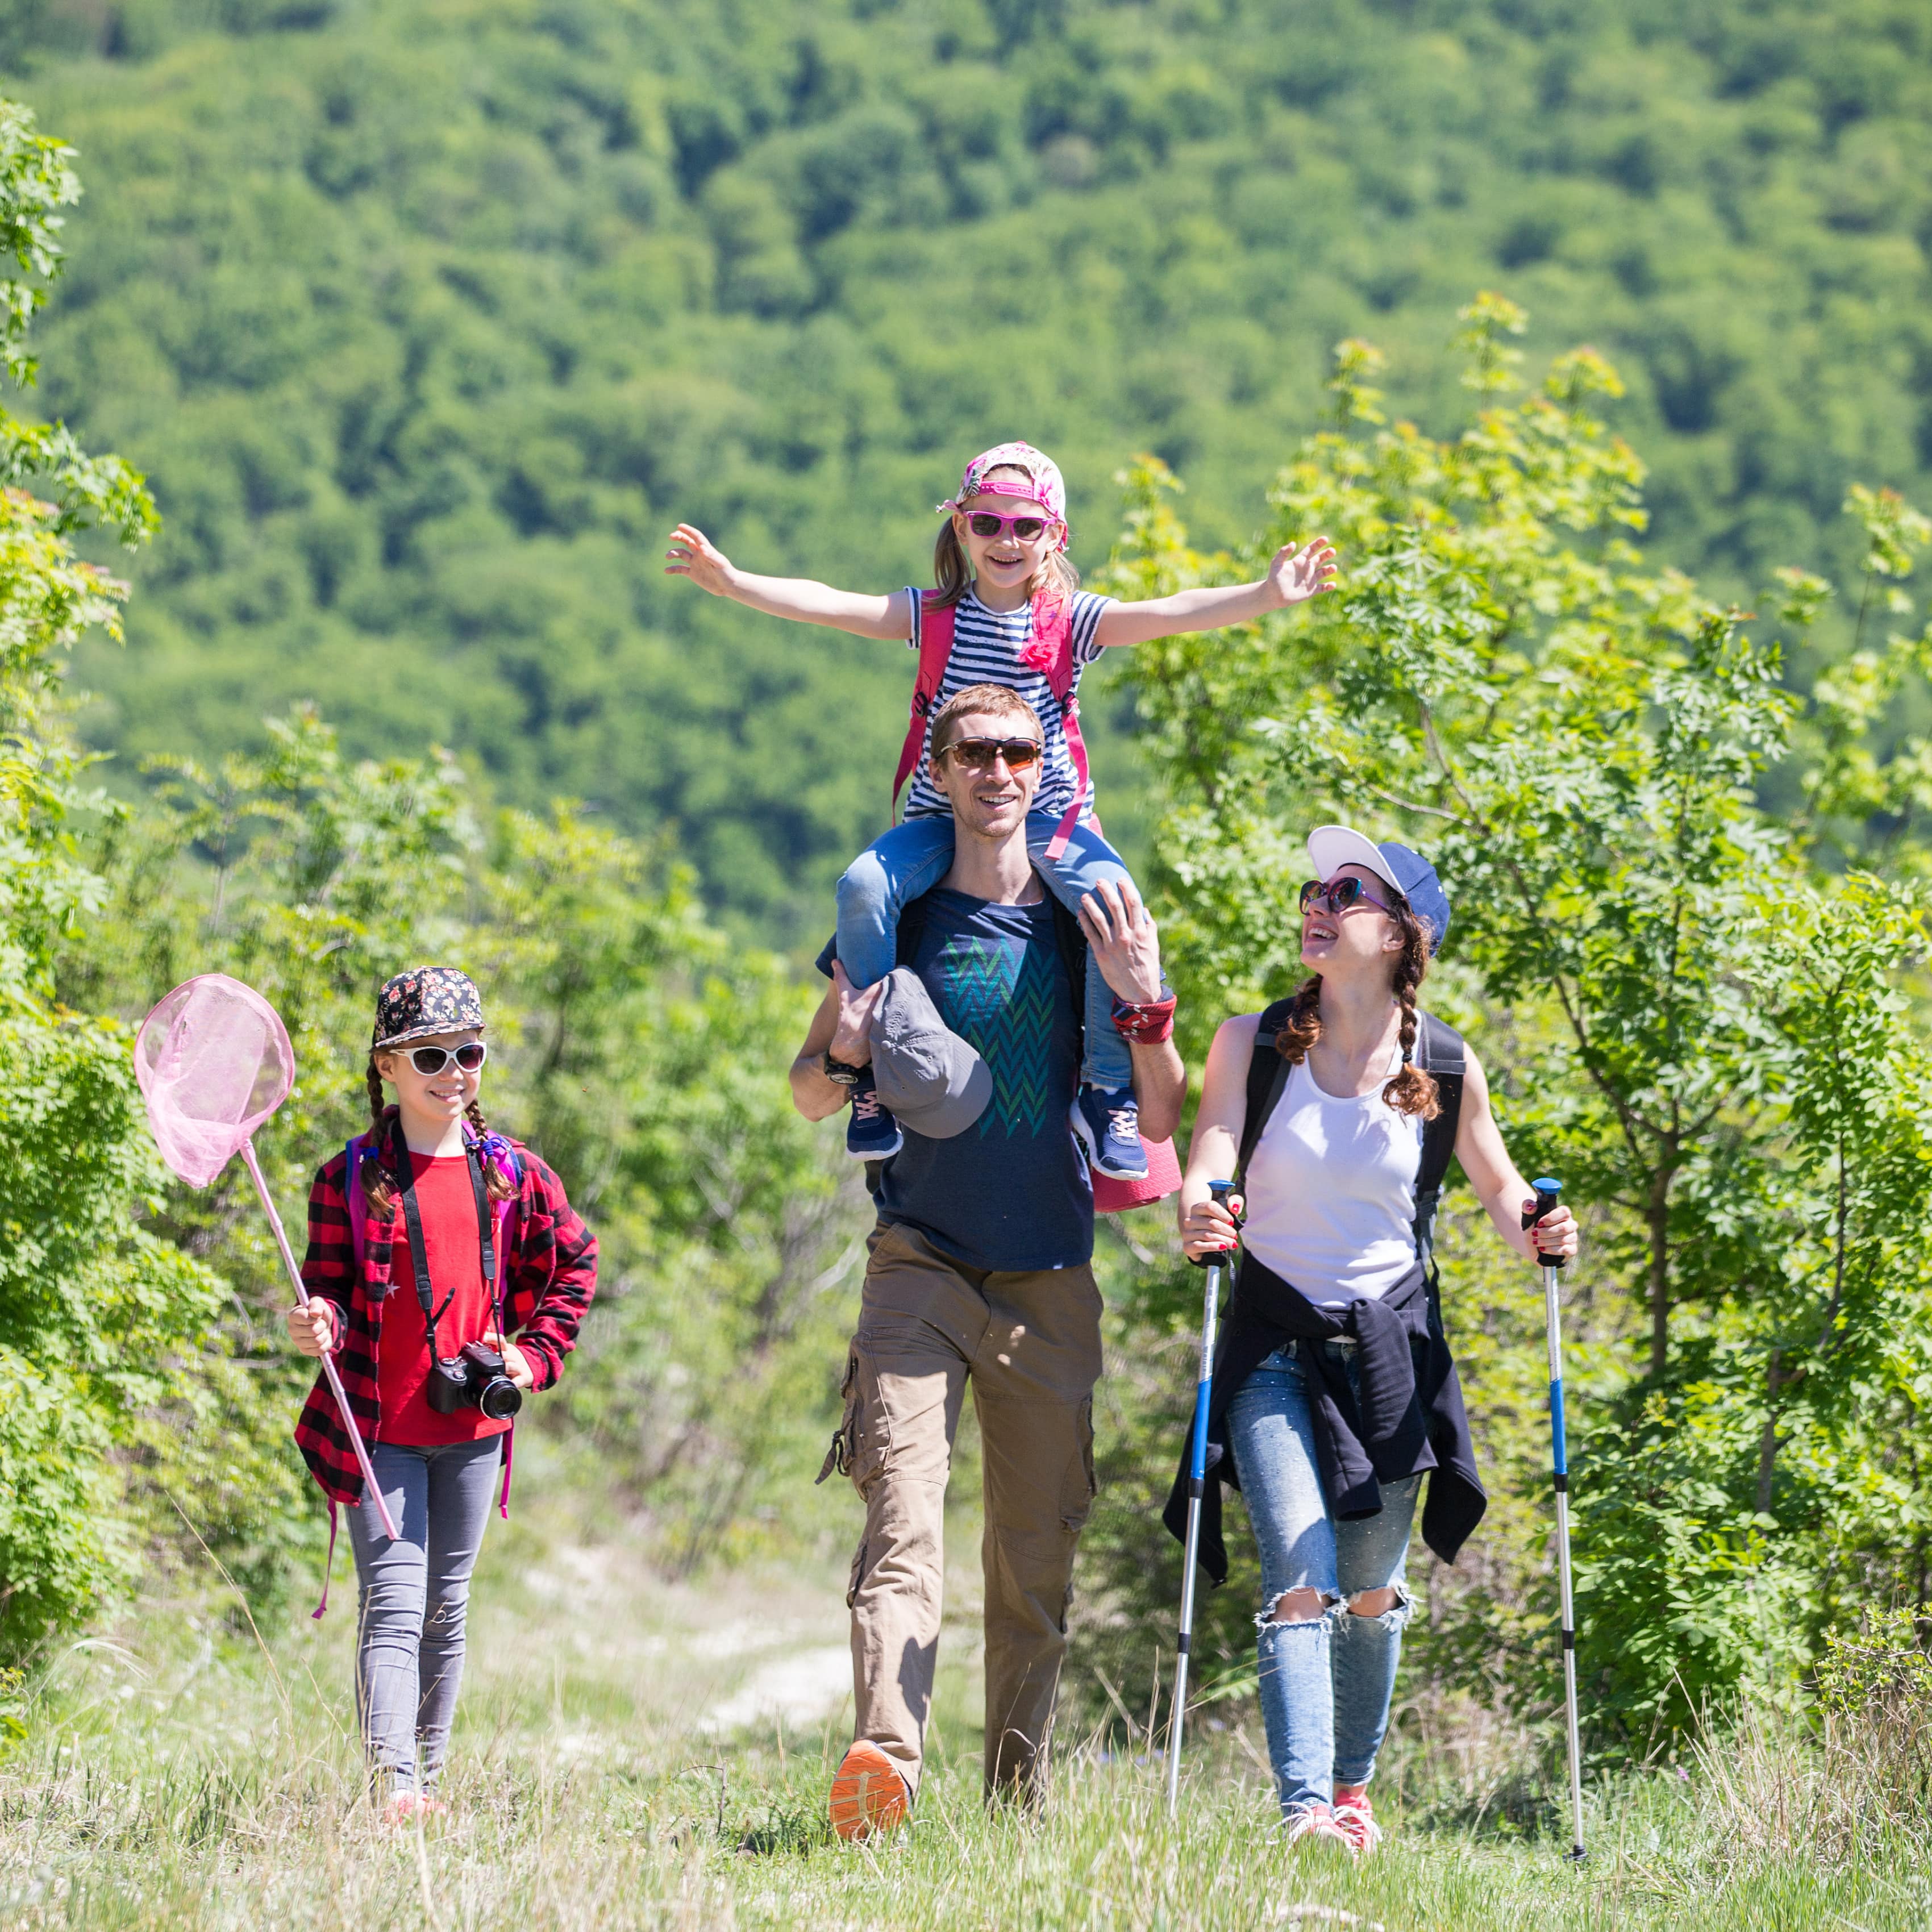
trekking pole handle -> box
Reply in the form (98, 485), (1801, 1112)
(1192, 1179), (1238, 1270)
(1524, 1175), (1564, 1271)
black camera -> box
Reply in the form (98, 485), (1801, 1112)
(426, 1341), (522, 1421)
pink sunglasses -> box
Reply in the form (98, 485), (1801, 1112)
(958, 506), (1061, 542)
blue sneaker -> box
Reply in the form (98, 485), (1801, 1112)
(1071, 1085), (1147, 1180)
(846, 1070), (903, 1161)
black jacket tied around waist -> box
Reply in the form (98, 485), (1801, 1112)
(1163, 1252), (1487, 1585)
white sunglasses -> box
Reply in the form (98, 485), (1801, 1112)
(399, 1041), (488, 1076)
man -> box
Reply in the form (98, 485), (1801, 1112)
(790, 682), (1185, 1838)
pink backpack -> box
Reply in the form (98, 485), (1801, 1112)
(889, 590), (1094, 863)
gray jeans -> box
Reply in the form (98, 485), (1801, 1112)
(347, 1436), (502, 1792)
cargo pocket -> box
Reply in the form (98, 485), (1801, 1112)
(846, 1535), (869, 1609)
(1059, 1397), (1098, 1532)
(815, 1351), (861, 1487)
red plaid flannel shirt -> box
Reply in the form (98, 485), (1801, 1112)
(292, 1124), (598, 1505)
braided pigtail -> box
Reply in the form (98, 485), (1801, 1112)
(1273, 973), (1325, 1066)
(362, 1059), (399, 1214)
(1382, 910), (1442, 1120)
(465, 1098), (517, 1201)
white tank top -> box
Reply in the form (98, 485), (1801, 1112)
(1240, 1042), (1423, 1307)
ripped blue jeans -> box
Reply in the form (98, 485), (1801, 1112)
(1227, 1340), (1419, 1817)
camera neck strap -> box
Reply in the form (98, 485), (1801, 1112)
(388, 1115), (501, 1362)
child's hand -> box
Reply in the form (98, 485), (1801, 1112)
(482, 1329), (537, 1389)
(665, 523), (738, 597)
(286, 1302), (334, 1358)
(1265, 536), (1338, 607)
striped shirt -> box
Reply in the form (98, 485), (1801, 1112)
(901, 586), (1113, 821)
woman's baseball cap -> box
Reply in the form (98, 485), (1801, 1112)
(1306, 825), (1452, 950)
(373, 965), (485, 1049)
(938, 441), (1069, 551)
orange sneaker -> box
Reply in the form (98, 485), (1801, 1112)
(828, 1740), (910, 1842)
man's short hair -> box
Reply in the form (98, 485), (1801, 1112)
(929, 684), (1044, 760)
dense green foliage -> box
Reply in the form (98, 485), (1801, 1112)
(5, 0), (1932, 932)
(0, 93), (865, 1641)
(0, 103), (224, 1653)
(1073, 304), (1932, 1750)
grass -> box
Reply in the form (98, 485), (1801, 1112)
(3, 1465), (1928, 1931)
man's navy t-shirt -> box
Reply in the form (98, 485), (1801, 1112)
(817, 888), (1093, 1272)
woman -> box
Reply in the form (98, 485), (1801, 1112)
(288, 967), (598, 1818)
(1171, 827), (1576, 1854)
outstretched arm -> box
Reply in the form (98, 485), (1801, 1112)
(665, 524), (913, 640)
(1092, 537), (1338, 650)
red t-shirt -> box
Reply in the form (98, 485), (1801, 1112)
(375, 1151), (513, 1446)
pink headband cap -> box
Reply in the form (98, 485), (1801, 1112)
(938, 441), (1069, 549)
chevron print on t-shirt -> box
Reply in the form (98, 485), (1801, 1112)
(834, 886), (1093, 1272)
(931, 930), (1060, 1137)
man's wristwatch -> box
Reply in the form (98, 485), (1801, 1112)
(822, 1052), (866, 1088)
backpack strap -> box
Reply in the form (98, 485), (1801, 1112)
(1025, 593), (1094, 864)
(343, 1126), (523, 1285)
(1411, 1011), (1466, 1279)
(889, 593), (955, 826)
(344, 1135), (369, 1275)
(1234, 999), (1297, 1193)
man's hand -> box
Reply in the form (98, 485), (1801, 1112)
(830, 962), (884, 1068)
(1264, 536), (1338, 609)
(1077, 879), (1164, 1006)
(286, 1302), (334, 1358)
(664, 523), (738, 598)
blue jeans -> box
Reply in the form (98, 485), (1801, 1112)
(836, 810), (1134, 1090)
(1227, 1342), (1419, 1816)
(348, 1436), (502, 1793)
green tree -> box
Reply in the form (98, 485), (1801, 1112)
(0, 98), (223, 1655)
(1094, 298), (1932, 1744)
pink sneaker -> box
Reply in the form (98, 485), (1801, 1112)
(1333, 1785), (1383, 1857)
(383, 1791), (448, 1826)
(1283, 1802), (1354, 1855)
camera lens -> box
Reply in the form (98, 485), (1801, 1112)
(477, 1377), (522, 1421)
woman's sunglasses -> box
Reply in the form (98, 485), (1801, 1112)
(944, 736), (1044, 772)
(1299, 877), (1402, 919)
(961, 508), (1057, 543)
(401, 1041), (488, 1076)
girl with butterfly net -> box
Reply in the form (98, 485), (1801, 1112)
(286, 968), (599, 1818)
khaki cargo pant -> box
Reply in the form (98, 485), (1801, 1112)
(818, 1221), (1102, 1802)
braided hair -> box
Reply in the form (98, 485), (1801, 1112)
(1273, 902), (1441, 1120)
(361, 1054), (517, 1211)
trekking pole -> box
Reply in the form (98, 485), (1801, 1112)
(1166, 1177), (1236, 1819)
(1525, 1176), (1586, 1863)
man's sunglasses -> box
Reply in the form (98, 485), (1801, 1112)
(400, 1041), (488, 1076)
(961, 509), (1057, 542)
(944, 737), (1044, 772)
(1299, 876), (1402, 919)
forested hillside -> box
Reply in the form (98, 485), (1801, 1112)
(4, 0), (1931, 932)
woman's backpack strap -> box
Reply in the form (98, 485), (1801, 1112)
(889, 593), (955, 826)
(1411, 1010), (1466, 1273)
(1235, 1000), (1298, 1191)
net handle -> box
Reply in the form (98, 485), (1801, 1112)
(239, 1141), (399, 1542)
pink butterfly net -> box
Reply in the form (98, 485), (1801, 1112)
(135, 974), (397, 1540)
